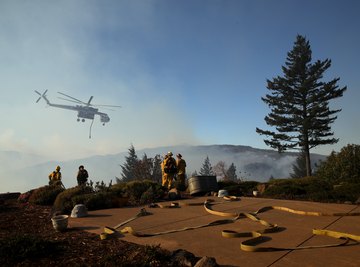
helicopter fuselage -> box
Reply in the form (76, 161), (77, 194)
(37, 93), (110, 124)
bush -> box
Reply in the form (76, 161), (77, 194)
(28, 185), (65, 206)
(217, 180), (259, 196)
(124, 180), (159, 205)
(331, 183), (360, 203)
(316, 144), (360, 184)
(139, 184), (165, 205)
(53, 186), (93, 214)
(71, 192), (115, 211)
(262, 176), (359, 203)
(263, 179), (306, 199)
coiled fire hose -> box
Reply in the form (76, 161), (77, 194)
(100, 198), (360, 252)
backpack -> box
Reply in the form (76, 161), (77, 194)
(164, 157), (177, 174)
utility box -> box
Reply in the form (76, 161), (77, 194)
(188, 175), (218, 195)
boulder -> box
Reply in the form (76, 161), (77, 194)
(71, 204), (88, 218)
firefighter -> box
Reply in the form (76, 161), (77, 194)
(161, 154), (168, 187)
(49, 165), (62, 186)
(163, 152), (177, 190)
(77, 165), (89, 186)
(176, 153), (187, 190)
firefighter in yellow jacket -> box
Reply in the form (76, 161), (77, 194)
(176, 153), (187, 190)
(49, 165), (62, 185)
(160, 154), (168, 187)
(162, 152), (177, 190)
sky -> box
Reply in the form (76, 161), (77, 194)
(0, 0), (359, 161)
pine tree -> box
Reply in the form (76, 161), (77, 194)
(226, 163), (238, 181)
(120, 144), (140, 182)
(151, 154), (162, 184)
(199, 156), (214, 176)
(290, 151), (307, 178)
(138, 153), (152, 180)
(256, 35), (346, 176)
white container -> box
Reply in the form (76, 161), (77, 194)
(51, 215), (69, 231)
(218, 189), (229, 198)
(253, 190), (259, 197)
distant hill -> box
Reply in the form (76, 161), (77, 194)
(0, 145), (327, 193)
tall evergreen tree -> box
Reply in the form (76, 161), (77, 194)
(290, 151), (307, 178)
(119, 144), (140, 182)
(256, 35), (346, 176)
(138, 153), (152, 180)
(151, 154), (162, 184)
(226, 163), (238, 181)
(199, 156), (214, 176)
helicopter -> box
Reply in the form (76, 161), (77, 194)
(34, 90), (121, 137)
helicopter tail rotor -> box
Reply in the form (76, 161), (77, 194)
(35, 90), (48, 103)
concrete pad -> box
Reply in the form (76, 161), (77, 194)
(69, 197), (360, 266)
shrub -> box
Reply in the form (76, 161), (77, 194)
(71, 192), (115, 211)
(28, 185), (64, 206)
(124, 180), (158, 205)
(331, 183), (360, 203)
(110, 182), (128, 197)
(263, 179), (306, 200)
(53, 186), (93, 214)
(316, 144), (360, 184)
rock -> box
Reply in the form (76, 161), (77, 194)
(355, 197), (360, 205)
(194, 256), (218, 267)
(344, 201), (353, 205)
(171, 249), (197, 267)
(71, 204), (88, 218)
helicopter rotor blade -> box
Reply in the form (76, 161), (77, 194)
(57, 97), (83, 104)
(35, 90), (48, 103)
(92, 104), (122, 108)
(57, 92), (86, 105)
(87, 96), (93, 105)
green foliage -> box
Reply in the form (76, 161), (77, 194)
(256, 35), (346, 176)
(140, 187), (157, 205)
(124, 180), (161, 205)
(263, 176), (358, 202)
(290, 151), (308, 178)
(199, 156), (214, 176)
(217, 180), (259, 196)
(0, 235), (62, 265)
(28, 184), (65, 206)
(331, 183), (360, 203)
(119, 145), (163, 183)
(120, 144), (139, 182)
(53, 186), (93, 214)
(226, 163), (238, 181)
(72, 192), (114, 210)
(316, 144), (360, 184)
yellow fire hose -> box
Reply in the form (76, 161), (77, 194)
(100, 198), (360, 252)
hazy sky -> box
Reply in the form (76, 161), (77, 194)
(1, 0), (359, 160)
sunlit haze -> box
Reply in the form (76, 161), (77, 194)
(1, 0), (359, 161)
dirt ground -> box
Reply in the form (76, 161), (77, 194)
(0, 199), (203, 267)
